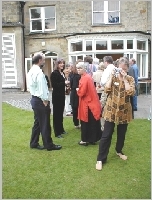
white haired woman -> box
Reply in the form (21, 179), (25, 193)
(76, 62), (102, 146)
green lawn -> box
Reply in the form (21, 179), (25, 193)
(2, 103), (151, 199)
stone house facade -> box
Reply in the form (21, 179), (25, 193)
(2, 1), (151, 90)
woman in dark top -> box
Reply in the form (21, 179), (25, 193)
(70, 65), (81, 128)
(50, 58), (67, 138)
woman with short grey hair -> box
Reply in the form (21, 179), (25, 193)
(76, 61), (102, 146)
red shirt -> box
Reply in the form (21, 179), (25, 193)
(77, 73), (102, 122)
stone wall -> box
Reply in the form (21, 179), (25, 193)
(2, 1), (21, 23)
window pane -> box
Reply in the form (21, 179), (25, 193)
(127, 40), (133, 49)
(137, 54), (141, 77)
(71, 56), (76, 63)
(108, 1), (119, 11)
(142, 55), (146, 76)
(45, 19), (55, 29)
(93, 13), (104, 23)
(96, 41), (107, 50)
(71, 41), (82, 52)
(111, 40), (123, 49)
(137, 40), (146, 50)
(31, 8), (41, 19)
(93, 2), (104, 11)
(86, 41), (92, 51)
(77, 55), (83, 60)
(45, 6), (55, 18)
(32, 20), (42, 30)
(108, 12), (119, 23)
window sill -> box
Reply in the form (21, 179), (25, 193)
(92, 23), (122, 27)
(29, 30), (56, 35)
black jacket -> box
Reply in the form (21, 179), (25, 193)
(70, 73), (81, 108)
(50, 70), (65, 103)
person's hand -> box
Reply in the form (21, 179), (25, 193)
(76, 88), (79, 91)
(120, 69), (127, 79)
(43, 100), (48, 107)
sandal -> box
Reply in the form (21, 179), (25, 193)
(116, 152), (127, 160)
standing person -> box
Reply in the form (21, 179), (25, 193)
(100, 56), (115, 86)
(92, 62), (105, 99)
(96, 57), (135, 170)
(76, 62), (102, 146)
(27, 53), (62, 151)
(129, 58), (139, 111)
(84, 56), (96, 77)
(64, 64), (73, 116)
(70, 64), (81, 128)
(50, 58), (67, 138)
(93, 57), (100, 71)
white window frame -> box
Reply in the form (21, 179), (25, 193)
(92, 1), (120, 25)
(29, 6), (56, 33)
(2, 34), (17, 87)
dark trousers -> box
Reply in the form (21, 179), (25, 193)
(53, 96), (65, 137)
(30, 96), (53, 149)
(97, 121), (128, 161)
(72, 106), (79, 126)
(130, 96), (134, 119)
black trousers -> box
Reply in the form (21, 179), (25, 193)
(130, 96), (134, 119)
(30, 96), (53, 149)
(72, 106), (79, 126)
(97, 121), (128, 161)
(52, 96), (65, 137)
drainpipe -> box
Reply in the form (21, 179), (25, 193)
(19, 1), (26, 91)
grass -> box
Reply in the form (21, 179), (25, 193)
(2, 103), (151, 199)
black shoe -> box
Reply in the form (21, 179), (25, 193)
(89, 142), (96, 145)
(133, 108), (137, 111)
(30, 145), (45, 150)
(47, 144), (62, 151)
(56, 135), (63, 138)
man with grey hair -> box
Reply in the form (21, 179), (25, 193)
(27, 52), (62, 151)
(100, 56), (115, 86)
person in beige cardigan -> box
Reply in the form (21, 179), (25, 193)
(92, 62), (105, 99)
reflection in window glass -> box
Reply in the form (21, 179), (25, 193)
(142, 54), (146, 77)
(71, 41), (82, 52)
(96, 41), (107, 50)
(127, 40), (133, 49)
(32, 20), (42, 30)
(45, 19), (55, 29)
(137, 41), (146, 50)
(111, 40), (123, 49)
(137, 54), (141, 77)
(31, 8), (41, 19)
(45, 6), (55, 18)
(86, 41), (92, 51)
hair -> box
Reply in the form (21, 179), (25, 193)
(76, 61), (87, 70)
(118, 57), (129, 68)
(98, 62), (105, 71)
(54, 58), (65, 70)
(113, 59), (119, 68)
(84, 56), (93, 64)
(71, 65), (78, 74)
(75, 59), (83, 65)
(32, 53), (43, 64)
(93, 57), (99, 65)
(103, 56), (113, 64)
(130, 58), (136, 64)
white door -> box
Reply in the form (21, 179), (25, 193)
(25, 58), (32, 91)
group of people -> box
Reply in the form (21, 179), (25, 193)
(27, 53), (138, 171)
